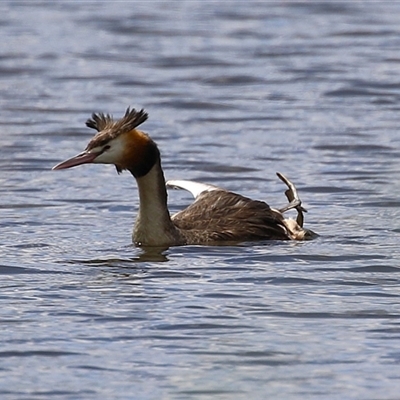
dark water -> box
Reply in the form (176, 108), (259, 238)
(1, 1), (400, 399)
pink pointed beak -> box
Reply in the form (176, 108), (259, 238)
(52, 151), (100, 170)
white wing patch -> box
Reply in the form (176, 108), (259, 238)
(166, 180), (221, 199)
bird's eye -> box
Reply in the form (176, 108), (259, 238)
(103, 145), (111, 151)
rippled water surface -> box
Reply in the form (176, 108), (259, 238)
(2, 1), (400, 399)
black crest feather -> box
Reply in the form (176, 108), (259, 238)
(85, 107), (148, 133)
(85, 107), (149, 152)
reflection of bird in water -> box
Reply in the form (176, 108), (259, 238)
(53, 108), (315, 246)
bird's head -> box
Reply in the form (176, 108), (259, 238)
(52, 107), (160, 177)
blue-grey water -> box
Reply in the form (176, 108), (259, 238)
(1, 1), (400, 399)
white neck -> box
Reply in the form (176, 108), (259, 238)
(133, 160), (183, 246)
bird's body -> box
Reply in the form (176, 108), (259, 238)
(53, 108), (315, 246)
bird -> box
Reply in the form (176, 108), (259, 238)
(52, 107), (315, 247)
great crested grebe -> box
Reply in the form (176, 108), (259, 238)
(53, 107), (315, 246)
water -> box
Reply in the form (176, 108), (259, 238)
(1, 1), (400, 398)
